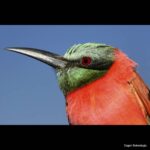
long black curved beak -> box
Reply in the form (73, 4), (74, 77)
(5, 47), (69, 69)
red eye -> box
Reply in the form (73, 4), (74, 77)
(81, 57), (92, 66)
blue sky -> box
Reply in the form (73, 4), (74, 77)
(0, 25), (150, 125)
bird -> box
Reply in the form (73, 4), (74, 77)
(6, 43), (150, 125)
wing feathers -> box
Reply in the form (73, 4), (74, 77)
(128, 71), (150, 123)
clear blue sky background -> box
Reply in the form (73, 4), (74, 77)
(0, 25), (150, 125)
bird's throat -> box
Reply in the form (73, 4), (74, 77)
(57, 68), (108, 96)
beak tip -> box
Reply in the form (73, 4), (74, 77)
(4, 47), (19, 52)
(5, 47), (12, 51)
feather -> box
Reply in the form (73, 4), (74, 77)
(128, 71), (150, 124)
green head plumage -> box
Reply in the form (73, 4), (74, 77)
(6, 43), (115, 96)
(57, 43), (115, 95)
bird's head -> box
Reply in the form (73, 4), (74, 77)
(6, 43), (116, 96)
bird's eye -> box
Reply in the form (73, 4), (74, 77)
(81, 56), (92, 66)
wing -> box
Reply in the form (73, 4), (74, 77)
(128, 71), (150, 124)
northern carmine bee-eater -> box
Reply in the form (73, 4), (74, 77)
(6, 43), (150, 125)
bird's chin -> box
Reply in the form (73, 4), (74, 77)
(57, 67), (108, 96)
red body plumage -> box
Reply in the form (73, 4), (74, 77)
(66, 49), (150, 125)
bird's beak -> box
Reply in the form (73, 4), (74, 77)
(5, 47), (69, 69)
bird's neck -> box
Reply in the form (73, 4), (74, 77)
(65, 49), (147, 125)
